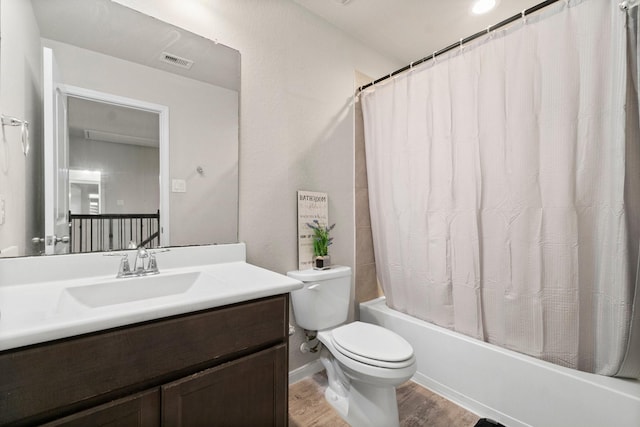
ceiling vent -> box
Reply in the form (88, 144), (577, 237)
(159, 52), (194, 69)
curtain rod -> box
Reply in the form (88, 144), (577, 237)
(357, 0), (563, 94)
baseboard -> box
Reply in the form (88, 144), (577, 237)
(411, 372), (530, 427)
(288, 359), (324, 385)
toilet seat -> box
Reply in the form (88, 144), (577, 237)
(330, 322), (414, 369)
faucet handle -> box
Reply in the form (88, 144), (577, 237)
(147, 253), (159, 274)
(117, 254), (131, 277)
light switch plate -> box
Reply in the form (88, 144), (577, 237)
(172, 179), (186, 193)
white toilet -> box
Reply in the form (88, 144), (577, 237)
(288, 266), (416, 427)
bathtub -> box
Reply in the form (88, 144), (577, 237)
(360, 297), (640, 427)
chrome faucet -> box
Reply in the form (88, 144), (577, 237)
(116, 247), (160, 278)
(133, 247), (150, 272)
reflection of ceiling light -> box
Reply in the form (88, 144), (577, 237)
(472, 0), (497, 15)
(84, 129), (158, 148)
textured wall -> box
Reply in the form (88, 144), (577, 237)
(113, 0), (399, 371)
(0, 0), (43, 256)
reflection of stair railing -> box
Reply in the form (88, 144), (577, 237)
(69, 210), (160, 253)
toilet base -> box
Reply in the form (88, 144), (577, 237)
(320, 348), (401, 427)
(324, 387), (349, 420)
(324, 378), (401, 427)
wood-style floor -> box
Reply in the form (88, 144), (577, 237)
(289, 372), (480, 427)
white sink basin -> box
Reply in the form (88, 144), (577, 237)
(61, 271), (213, 308)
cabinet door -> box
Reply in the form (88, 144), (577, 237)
(162, 344), (287, 427)
(43, 389), (160, 427)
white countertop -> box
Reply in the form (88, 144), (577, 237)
(0, 244), (302, 351)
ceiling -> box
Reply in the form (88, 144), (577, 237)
(294, 0), (543, 65)
(31, 0), (240, 91)
(31, 0), (239, 147)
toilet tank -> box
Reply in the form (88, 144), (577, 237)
(287, 266), (351, 331)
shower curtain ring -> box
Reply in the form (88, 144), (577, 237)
(522, 10), (527, 23)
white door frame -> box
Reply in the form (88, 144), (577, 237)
(60, 84), (171, 247)
(43, 47), (70, 255)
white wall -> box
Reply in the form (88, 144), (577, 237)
(113, 0), (401, 370)
(0, 0), (43, 257)
(44, 38), (239, 246)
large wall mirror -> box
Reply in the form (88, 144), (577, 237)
(0, 0), (240, 257)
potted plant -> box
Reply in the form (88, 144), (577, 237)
(307, 219), (335, 270)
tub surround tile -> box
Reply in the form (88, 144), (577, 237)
(354, 93), (379, 313)
(355, 152), (369, 190)
(354, 101), (369, 190)
(356, 227), (375, 265)
(356, 262), (381, 304)
(355, 188), (372, 228)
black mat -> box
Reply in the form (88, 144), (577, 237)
(474, 418), (506, 427)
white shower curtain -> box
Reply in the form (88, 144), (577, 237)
(362, 0), (640, 377)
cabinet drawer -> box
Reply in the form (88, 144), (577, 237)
(0, 294), (287, 426)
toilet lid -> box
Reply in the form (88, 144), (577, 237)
(331, 322), (414, 366)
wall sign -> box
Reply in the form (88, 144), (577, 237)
(297, 190), (328, 270)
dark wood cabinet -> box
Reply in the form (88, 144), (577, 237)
(42, 389), (160, 427)
(162, 344), (287, 427)
(0, 294), (289, 427)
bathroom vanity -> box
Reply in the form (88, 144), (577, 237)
(0, 244), (301, 426)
